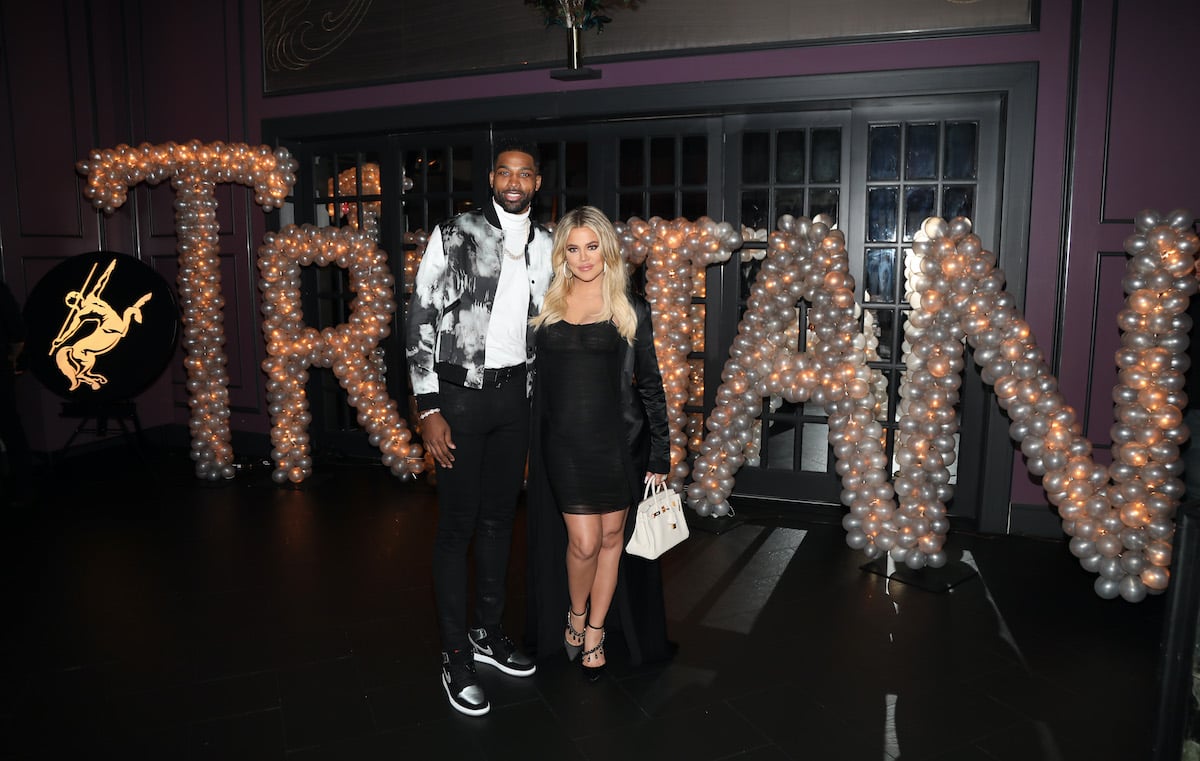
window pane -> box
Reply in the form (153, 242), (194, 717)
(944, 122), (978, 180)
(777, 190), (804, 221)
(566, 191), (587, 215)
(868, 187), (898, 242)
(876, 368), (897, 421)
(764, 416), (799, 470)
(650, 136), (674, 185)
(810, 188), (839, 223)
(739, 258), (763, 305)
(619, 192), (642, 221)
(682, 136), (707, 184)
(776, 130), (806, 183)
(879, 310), (906, 362)
(565, 142), (587, 189)
(313, 156), (334, 227)
(741, 189), (769, 230)
(404, 151), (424, 193)
(943, 185), (975, 221)
(648, 192), (674, 219)
(619, 138), (643, 186)
(426, 148), (447, 193)
(743, 131), (770, 183)
(334, 152), (357, 193)
(403, 201), (423, 233)
(864, 248), (897, 303)
(868, 125), (900, 181)
(452, 146), (473, 191)
(681, 192), (707, 220)
(904, 186), (936, 242)
(799, 422), (829, 472)
(538, 144), (560, 191)
(530, 195), (555, 223)
(313, 154), (334, 195)
(869, 309), (894, 361)
(810, 128), (841, 182)
(905, 123), (939, 179)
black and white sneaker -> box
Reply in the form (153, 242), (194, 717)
(441, 651), (490, 716)
(468, 626), (537, 677)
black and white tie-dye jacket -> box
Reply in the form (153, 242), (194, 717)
(405, 203), (554, 411)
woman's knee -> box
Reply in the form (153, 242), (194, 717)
(567, 533), (601, 560)
(600, 526), (625, 551)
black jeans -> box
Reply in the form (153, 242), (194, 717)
(432, 370), (530, 654)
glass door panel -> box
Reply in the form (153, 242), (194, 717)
(721, 96), (1001, 518)
(720, 111), (851, 504)
(848, 96), (1002, 521)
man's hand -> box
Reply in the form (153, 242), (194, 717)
(421, 412), (456, 469)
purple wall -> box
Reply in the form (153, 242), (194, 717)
(2, 0), (1197, 519)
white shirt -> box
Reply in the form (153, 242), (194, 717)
(484, 201), (531, 369)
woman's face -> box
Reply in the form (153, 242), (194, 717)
(564, 225), (604, 283)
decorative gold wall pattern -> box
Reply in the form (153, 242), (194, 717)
(261, 0), (1033, 93)
(264, 0), (373, 73)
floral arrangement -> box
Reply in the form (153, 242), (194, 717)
(524, 0), (639, 32)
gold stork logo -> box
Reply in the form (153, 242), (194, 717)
(49, 259), (152, 391)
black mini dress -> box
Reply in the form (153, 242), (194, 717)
(536, 320), (636, 514)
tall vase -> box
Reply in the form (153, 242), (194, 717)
(550, 22), (601, 80)
(566, 24), (583, 70)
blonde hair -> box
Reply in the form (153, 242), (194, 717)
(531, 206), (637, 343)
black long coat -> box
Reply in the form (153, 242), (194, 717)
(524, 296), (674, 665)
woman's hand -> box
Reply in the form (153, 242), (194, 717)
(644, 472), (667, 487)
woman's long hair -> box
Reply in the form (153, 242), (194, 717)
(531, 206), (637, 343)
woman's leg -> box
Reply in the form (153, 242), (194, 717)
(582, 508), (629, 667)
(563, 512), (602, 633)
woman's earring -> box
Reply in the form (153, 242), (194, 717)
(562, 262), (571, 280)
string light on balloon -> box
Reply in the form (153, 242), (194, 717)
(617, 216), (742, 490)
(689, 207), (1196, 600)
(685, 214), (885, 522)
(258, 223), (421, 484)
(77, 140), (298, 481)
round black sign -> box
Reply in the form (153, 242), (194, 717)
(23, 251), (179, 402)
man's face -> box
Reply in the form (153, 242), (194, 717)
(489, 150), (542, 214)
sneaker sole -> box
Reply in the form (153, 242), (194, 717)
(442, 675), (490, 716)
(473, 652), (536, 677)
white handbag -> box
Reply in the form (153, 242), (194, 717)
(626, 481), (690, 560)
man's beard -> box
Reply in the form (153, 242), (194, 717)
(493, 187), (532, 214)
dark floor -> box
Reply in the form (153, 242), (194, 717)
(0, 445), (1172, 760)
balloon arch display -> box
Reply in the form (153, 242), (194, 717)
(77, 141), (1197, 601)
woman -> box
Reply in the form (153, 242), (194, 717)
(526, 206), (673, 679)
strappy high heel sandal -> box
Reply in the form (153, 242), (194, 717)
(580, 621), (606, 682)
(564, 607), (586, 662)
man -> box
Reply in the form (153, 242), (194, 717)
(406, 139), (554, 716)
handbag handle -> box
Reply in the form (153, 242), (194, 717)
(642, 479), (666, 500)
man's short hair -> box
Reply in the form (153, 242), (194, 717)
(493, 138), (541, 172)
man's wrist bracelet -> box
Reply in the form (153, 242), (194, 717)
(418, 408), (441, 421)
